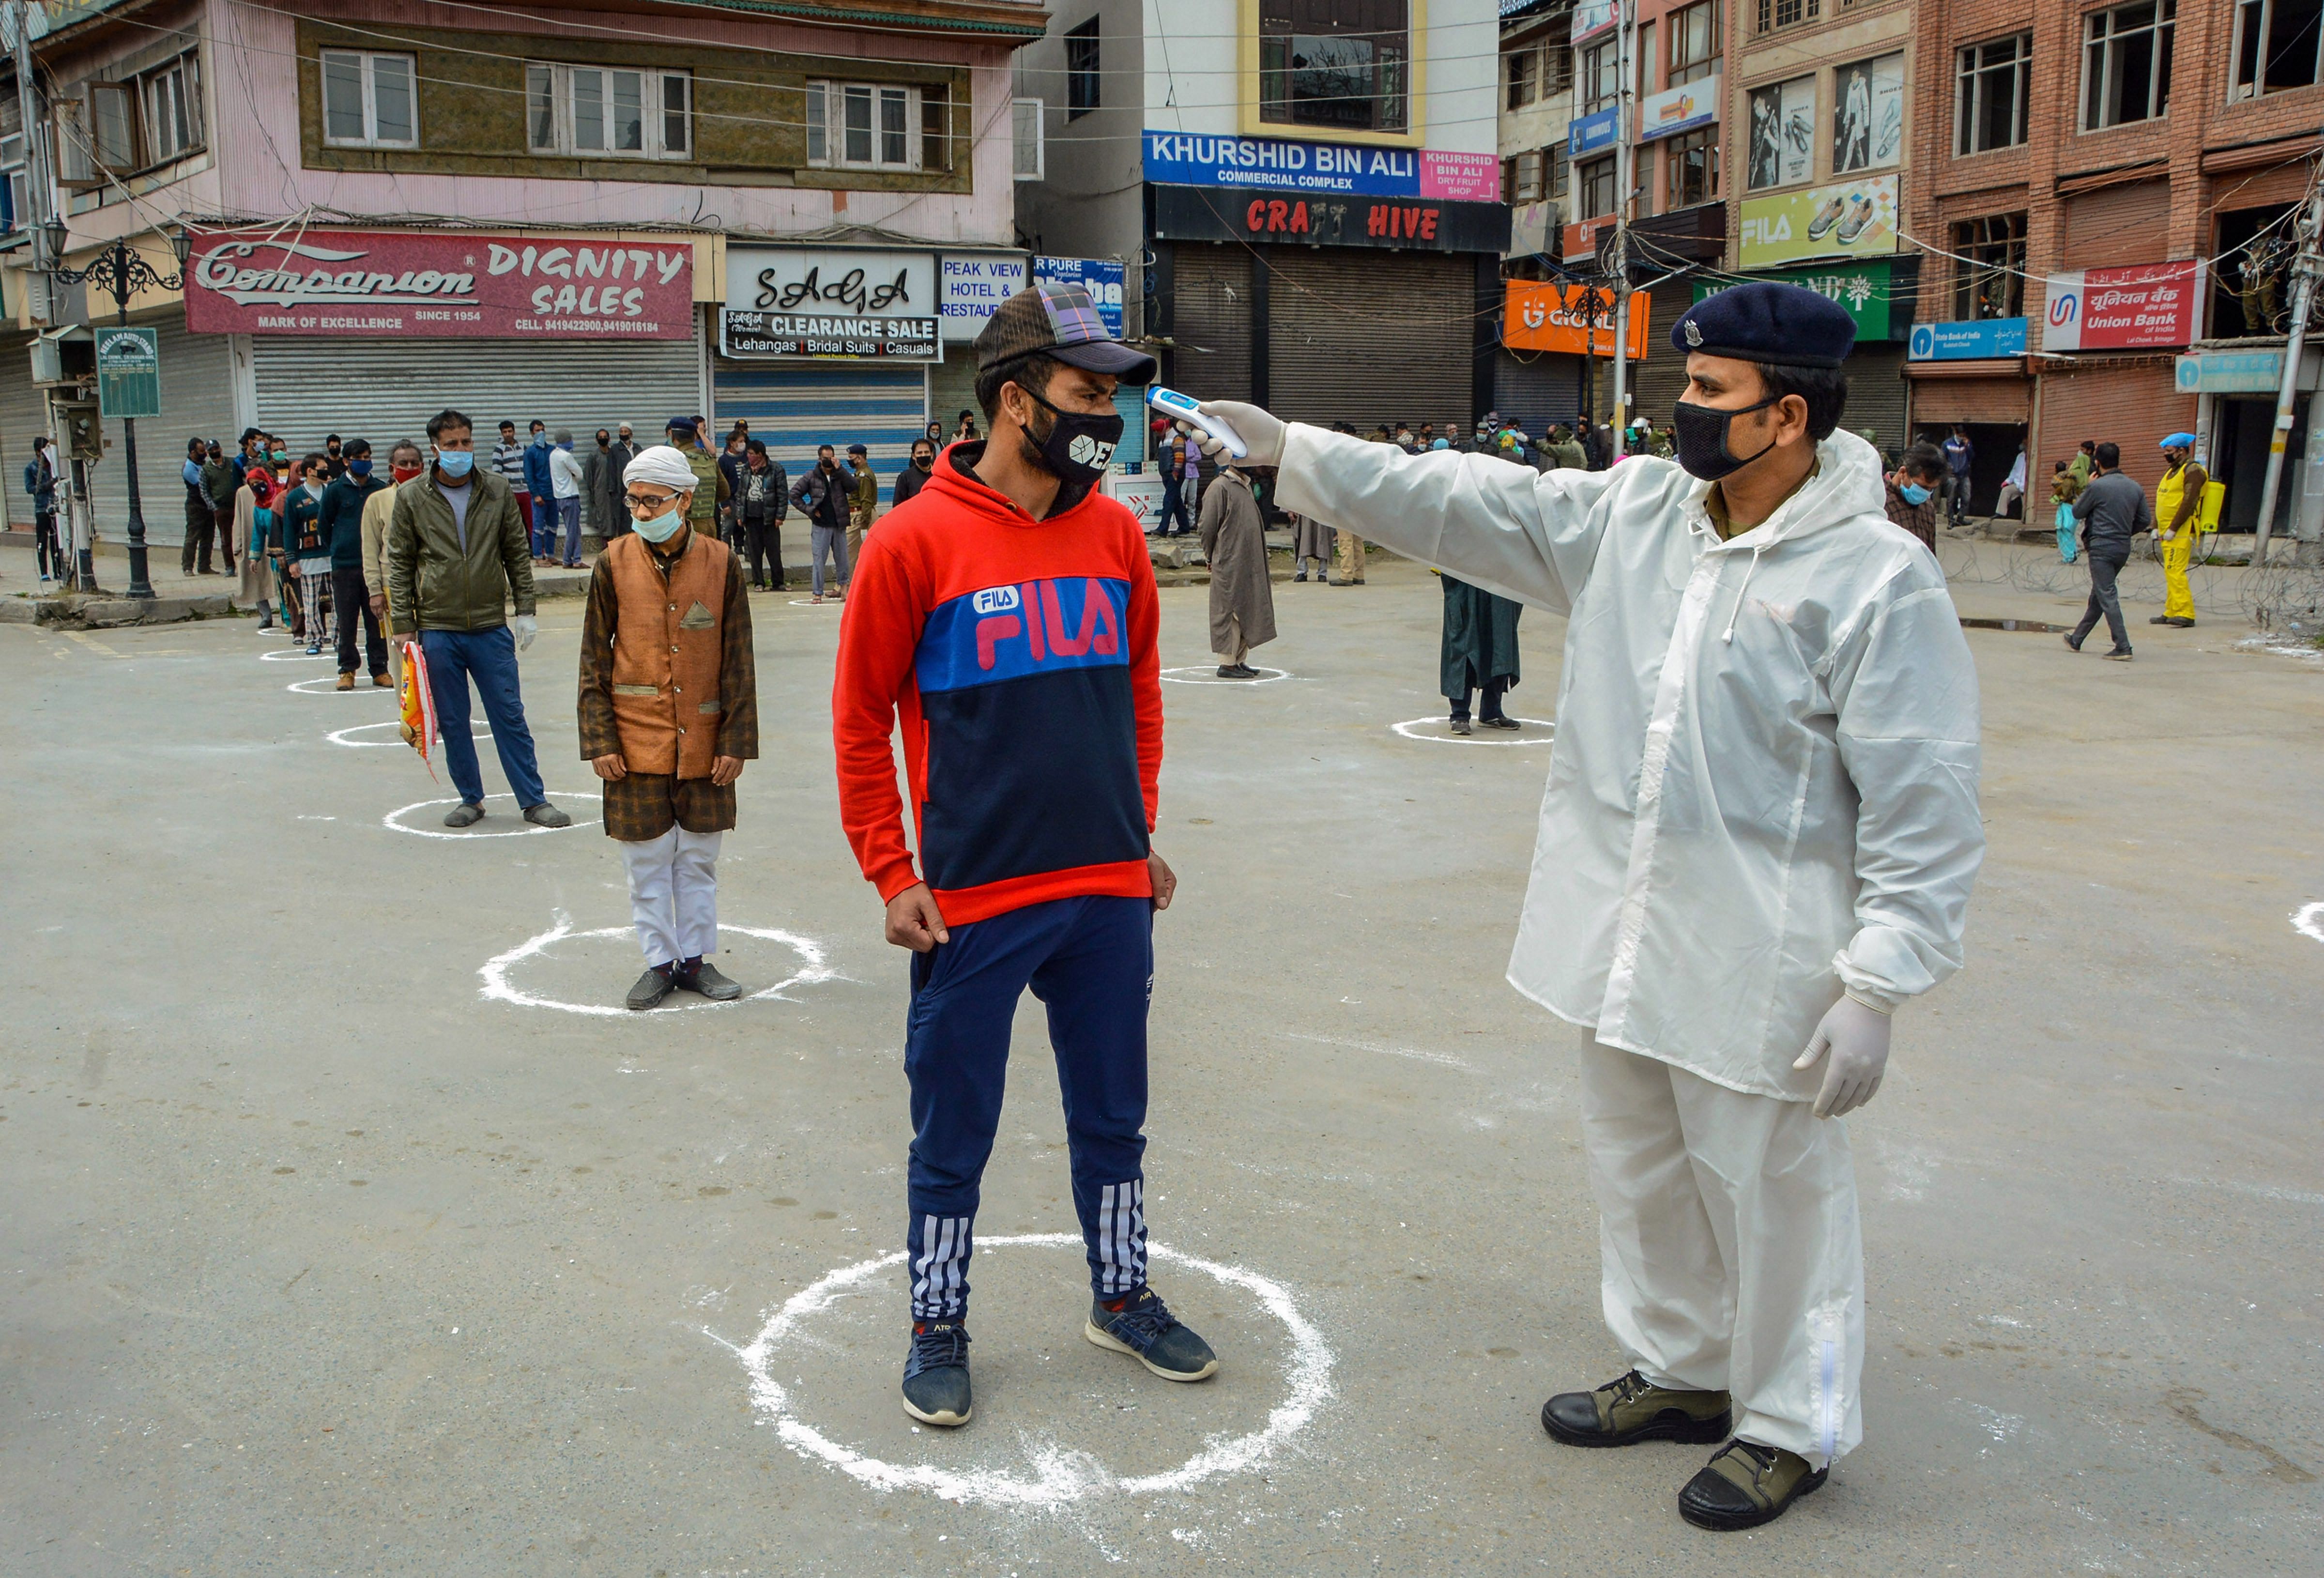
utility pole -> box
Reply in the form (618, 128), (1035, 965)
(1608, 0), (1632, 462)
(2250, 184), (2324, 571)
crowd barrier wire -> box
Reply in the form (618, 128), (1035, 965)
(1936, 523), (2324, 636)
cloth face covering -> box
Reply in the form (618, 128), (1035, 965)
(1022, 388), (1123, 487)
(1672, 395), (1781, 481)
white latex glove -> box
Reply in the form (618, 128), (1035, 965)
(1793, 996), (1892, 1119)
(513, 613), (538, 652)
(1179, 400), (1286, 469)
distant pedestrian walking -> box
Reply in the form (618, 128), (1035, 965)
(2152, 434), (2214, 630)
(2049, 460), (2083, 563)
(1197, 463), (1276, 676)
(2064, 441), (2149, 661)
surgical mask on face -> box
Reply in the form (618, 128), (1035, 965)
(435, 449), (474, 478)
(1671, 394), (1782, 481)
(1022, 389), (1123, 488)
(1898, 481), (1931, 506)
(634, 503), (685, 543)
(270, 449), (287, 462)
(348, 459), (373, 478)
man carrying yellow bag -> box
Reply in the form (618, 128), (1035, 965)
(2152, 434), (2218, 630)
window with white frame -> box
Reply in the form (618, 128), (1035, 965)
(320, 49), (415, 150)
(805, 80), (925, 170)
(2233, 0), (2323, 98)
(1012, 96), (1044, 180)
(2081, 1), (2175, 130)
(0, 92), (25, 231)
(526, 62), (691, 159)
(140, 53), (203, 164)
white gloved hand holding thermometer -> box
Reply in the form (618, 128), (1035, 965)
(1793, 996), (1891, 1118)
(513, 613), (538, 652)
(1174, 399), (1286, 469)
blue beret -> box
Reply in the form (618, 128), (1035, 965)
(1670, 281), (1856, 369)
(2159, 432), (2196, 448)
(666, 415), (698, 431)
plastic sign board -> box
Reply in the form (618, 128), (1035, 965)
(1699, 260), (1893, 341)
(1571, 0), (1619, 46)
(1568, 106), (1621, 159)
(1907, 318), (2026, 361)
(95, 326), (159, 419)
(1737, 173), (1898, 268)
(1503, 282), (1651, 359)
(2175, 346), (2287, 393)
(1143, 131), (1497, 201)
(721, 247), (939, 361)
(938, 254), (1025, 336)
(1033, 257), (1125, 338)
(1638, 74), (1720, 143)
(2040, 260), (2206, 352)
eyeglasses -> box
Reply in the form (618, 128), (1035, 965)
(625, 491), (681, 511)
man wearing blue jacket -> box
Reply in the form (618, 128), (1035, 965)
(320, 437), (392, 689)
(522, 421), (556, 563)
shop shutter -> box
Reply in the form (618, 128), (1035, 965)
(2061, 181), (2171, 269)
(712, 360), (925, 506)
(252, 333), (704, 461)
(127, 321), (236, 544)
(1907, 373), (2031, 426)
(1841, 346), (1909, 457)
(2034, 357), (2193, 494)
(1268, 249), (1472, 429)
(927, 354), (981, 451)
(1168, 245), (1251, 405)
(1628, 281), (1688, 425)
(0, 334), (51, 529)
(1495, 348), (1584, 436)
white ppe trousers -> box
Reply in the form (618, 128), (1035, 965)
(1581, 1034), (1864, 1467)
(619, 827), (722, 966)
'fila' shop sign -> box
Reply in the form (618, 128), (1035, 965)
(1150, 186), (1511, 254)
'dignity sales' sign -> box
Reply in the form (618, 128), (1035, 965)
(2041, 260), (2207, 352)
(183, 230), (695, 338)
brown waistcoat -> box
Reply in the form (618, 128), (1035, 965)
(606, 530), (730, 779)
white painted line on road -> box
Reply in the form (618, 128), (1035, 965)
(2174, 1176), (2324, 1207)
(1390, 715), (1555, 746)
(1161, 664), (1290, 685)
(382, 791), (600, 838)
(1278, 1029), (1474, 1072)
(326, 719), (489, 749)
(260, 647), (333, 662)
(722, 1233), (1334, 1509)
(2293, 902), (2324, 945)
(787, 598), (840, 607)
(288, 674), (396, 695)
(481, 910), (836, 1017)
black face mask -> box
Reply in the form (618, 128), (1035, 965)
(913, 454), (933, 471)
(1671, 394), (1782, 481)
(1021, 388), (1123, 488)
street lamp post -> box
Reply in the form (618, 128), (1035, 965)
(46, 225), (190, 599)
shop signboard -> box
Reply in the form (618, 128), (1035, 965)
(721, 247), (940, 361)
(1571, 0), (1618, 46)
(1151, 186), (1511, 253)
(1568, 106), (1620, 159)
(938, 253), (1025, 336)
(1144, 130), (1498, 200)
(183, 229), (694, 338)
(1697, 259), (1894, 341)
(1562, 215), (1614, 263)
(1907, 317), (2025, 361)
(1503, 281), (1650, 359)
(95, 326), (160, 418)
(1637, 73), (1720, 143)
(1032, 256), (1125, 338)
(2041, 260), (2207, 352)
(1737, 173), (1898, 269)
(1102, 469), (1164, 530)
(2174, 345), (2289, 394)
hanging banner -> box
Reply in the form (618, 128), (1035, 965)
(184, 230), (694, 338)
(1737, 173), (1898, 268)
(1144, 130), (1498, 201)
(2040, 260), (2207, 352)
(1503, 281), (1650, 359)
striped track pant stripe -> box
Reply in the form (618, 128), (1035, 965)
(1094, 1179), (1147, 1298)
(909, 1213), (973, 1320)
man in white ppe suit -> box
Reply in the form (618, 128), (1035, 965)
(1178, 281), (1983, 1531)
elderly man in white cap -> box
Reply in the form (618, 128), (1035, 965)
(577, 444), (759, 1011)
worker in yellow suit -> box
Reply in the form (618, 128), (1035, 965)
(2152, 434), (2216, 629)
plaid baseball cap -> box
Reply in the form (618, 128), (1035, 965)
(975, 281), (1156, 383)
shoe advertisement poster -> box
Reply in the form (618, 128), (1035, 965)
(1738, 174), (1898, 269)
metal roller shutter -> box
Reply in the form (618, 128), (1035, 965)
(1628, 281), (1689, 426)
(251, 332), (704, 461)
(927, 353), (980, 450)
(2034, 358), (2193, 495)
(711, 360), (925, 507)
(2060, 182), (2170, 269)
(0, 337), (50, 530)
(1168, 245), (1251, 406)
(131, 321), (236, 545)
(1268, 250), (1472, 429)
(1907, 371), (2030, 426)
(1496, 348), (1584, 436)
(1841, 346), (1909, 457)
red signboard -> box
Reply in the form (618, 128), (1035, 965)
(183, 229), (696, 339)
(2039, 260), (2207, 352)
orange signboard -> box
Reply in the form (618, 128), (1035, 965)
(1503, 281), (1651, 359)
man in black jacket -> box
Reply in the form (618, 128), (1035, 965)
(319, 438), (392, 688)
(892, 437), (936, 506)
(2064, 441), (2151, 662)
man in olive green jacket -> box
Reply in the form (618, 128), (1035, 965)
(385, 408), (570, 831)
(666, 416), (730, 537)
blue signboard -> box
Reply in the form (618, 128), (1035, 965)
(1568, 107), (1621, 159)
(1908, 317), (2027, 361)
(1033, 256), (1125, 339)
(1141, 130), (1498, 201)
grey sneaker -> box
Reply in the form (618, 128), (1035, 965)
(523, 801), (572, 828)
(686, 961), (743, 1000)
(627, 966), (676, 1011)
(1085, 1288), (1218, 1381)
(902, 1321), (973, 1427)
(443, 802), (486, 827)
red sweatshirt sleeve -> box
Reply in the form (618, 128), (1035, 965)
(831, 530), (926, 903)
(1124, 521), (1163, 832)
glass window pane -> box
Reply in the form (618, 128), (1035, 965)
(573, 69), (604, 151)
(662, 75), (688, 156)
(921, 85), (947, 170)
(527, 64), (555, 150)
(880, 87), (907, 165)
(843, 84), (872, 163)
(806, 81), (826, 162)
(373, 57), (413, 145)
(323, 53), (367, 142)
(612, 71), (643, 152)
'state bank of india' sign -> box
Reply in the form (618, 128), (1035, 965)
(720, 247), (940, 361)
(183, 230), (694, 337)
(1151, 187), (1512, 254)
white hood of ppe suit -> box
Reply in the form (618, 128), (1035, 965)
(1275, 425), (1984, 1098)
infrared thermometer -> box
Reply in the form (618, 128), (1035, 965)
(1146, 387), (1249, 460)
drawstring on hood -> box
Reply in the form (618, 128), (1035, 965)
(1723, 542), (1767, 644)
(1701, 429), (1889, 643)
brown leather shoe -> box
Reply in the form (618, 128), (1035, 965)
(335, 672), (355, 691)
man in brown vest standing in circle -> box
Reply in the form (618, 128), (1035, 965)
(578, 444), (760, 1011)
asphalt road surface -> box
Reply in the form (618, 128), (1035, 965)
(4, 548), (2319, 1576)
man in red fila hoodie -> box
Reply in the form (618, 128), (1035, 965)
(833, 283), (1217, 1428)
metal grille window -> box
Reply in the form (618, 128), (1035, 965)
(1664, 127), (1719, 208)
(1580, 153), (1617, 218)
(1668, 0), (1722, 86)
(1259, 0), (1409, 133)
(2233, 0), (2324, 97)
(1950, 214), (2027, 320)
(526, 63), (690, 158)
(1580, 39), (1621, 114)
(1956, 35), (2031, 154)
(321, 50), (414, 151)
(803, 80), (923, 170)
(2081, 1), (2175, 129)
(1756, 0), (1820, 33)
(1066, 17), (1100, 119)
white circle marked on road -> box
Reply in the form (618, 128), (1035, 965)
(260, 646), (334, 662)
(382, 790), (600, 838)
(2294, 902), (2324, 946)
(480, 910), (836, 1017)
(327, 719), (491, 749)
(1160, 664), (1291, 685)
(730, 1233), (1335, 1510)
(1390, 715), (1556, 747)
(787, 598), (841, 608)
(288, 673), (395, 696)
